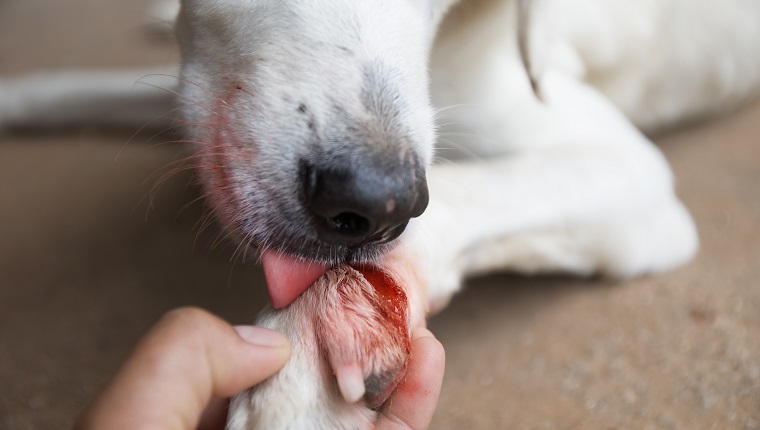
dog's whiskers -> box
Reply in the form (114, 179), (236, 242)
(193, 208), (224, 251)
(432, 103), (481, 116)
(136, 142), (229, 222)
(142, 124), (186, 144)
(116, 105), (186, 161)
(210, 213), (247, 251)
(133, 78), (218, 115)
(140, 73), (230, 106)
(241, 230), (258, 263)
(230, 228), (256, 263)
(434, 138), (487, 162)
(174, 192), (210, 222)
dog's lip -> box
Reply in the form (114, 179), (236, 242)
(261, 249), (331, 308)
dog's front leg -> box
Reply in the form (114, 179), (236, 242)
(395, 71), (699, 311)
(227, 262), (431, 430)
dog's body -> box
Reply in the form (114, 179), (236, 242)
(3, 0), (759, 428)
(186, 1), (760, 427)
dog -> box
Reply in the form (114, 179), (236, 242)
(2, 0), (759, 428)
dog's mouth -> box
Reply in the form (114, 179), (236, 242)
(260, 238), (404, 308)
(261, 249), (332, 308)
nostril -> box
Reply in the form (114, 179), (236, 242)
(326, 212), (372, 238)
(301, 155), (426, 247)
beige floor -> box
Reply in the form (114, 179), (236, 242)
(1, 1), (759, 429)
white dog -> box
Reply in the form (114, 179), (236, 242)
(2, 0), (759, 428)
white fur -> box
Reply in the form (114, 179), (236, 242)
(2, 0), (759, 428)
(228, 264), (424, 429)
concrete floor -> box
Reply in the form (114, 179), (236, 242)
(1, 1), (759, 429)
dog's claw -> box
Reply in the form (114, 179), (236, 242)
(335, 362), (366, 403)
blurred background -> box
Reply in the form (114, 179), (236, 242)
(1, 0), (759, 429)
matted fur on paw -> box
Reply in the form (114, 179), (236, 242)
(227, 265), (411, 430)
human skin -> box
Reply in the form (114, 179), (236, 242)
(74, 307), (444, 430)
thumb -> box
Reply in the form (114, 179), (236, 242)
(76, 307), (291, 430)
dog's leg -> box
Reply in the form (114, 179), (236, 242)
(0, 69), (177, 131)
(397, 68), (699, 311)
(228, 262), (427, 430)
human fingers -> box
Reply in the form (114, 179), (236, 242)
(75, 307), (291, 430)
(376, 327), (446, 430)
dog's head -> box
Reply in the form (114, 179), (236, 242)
(176, 0), (448, 306)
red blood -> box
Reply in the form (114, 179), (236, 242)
(354, 265), (410, 350)
(339, 265), (412, 408)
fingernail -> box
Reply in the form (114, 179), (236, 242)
(234, 325), (290, 348)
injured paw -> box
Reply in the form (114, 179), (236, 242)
(316, 266), (411, 409)
(227, 265), (412, 430)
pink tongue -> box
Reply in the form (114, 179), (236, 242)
(261, 250), (330, 308)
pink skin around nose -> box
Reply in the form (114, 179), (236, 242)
(261, 250), (331, 308)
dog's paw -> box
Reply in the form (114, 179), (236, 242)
(227, 265), (413, 430)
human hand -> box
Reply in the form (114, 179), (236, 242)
(376, 326), (446, 430)
(75, 307), (444, 430)
(74, 307), (291, 430)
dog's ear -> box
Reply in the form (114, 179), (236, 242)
(517, 0), (544, 101)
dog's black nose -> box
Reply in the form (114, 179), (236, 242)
(302, 155), (428, 247)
